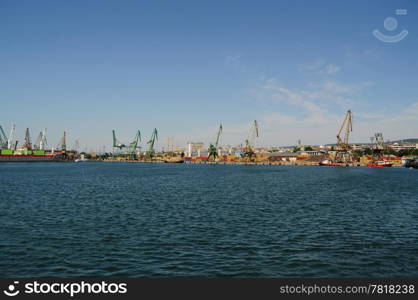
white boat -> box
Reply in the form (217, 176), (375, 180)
(75, 154), (89, 162)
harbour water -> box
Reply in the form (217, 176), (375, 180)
(1, 162), (417, 277)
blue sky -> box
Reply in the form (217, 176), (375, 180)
(1, 0), (417, 151)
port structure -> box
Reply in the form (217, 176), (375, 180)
(207, 124), (222, 161)
(0, 125), (8, 150)
(0, 124), (17, 150)
(127, 130), (141, 160)
(112, 130), (126, 151)
(112, 130), (142, 159)
(7, 125), (17, 150)
(370, 132), (385, 163)
(33, 128), (47, 150)
(242, 120), (259, 161)
(145, 128), (158, 159)
(334, 110), (353, 163)
(56, 131), (67, 156)
(22, 128), (33, 150)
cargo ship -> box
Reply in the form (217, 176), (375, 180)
(1, 125), (68, 162)
(0, 149), (64, 163)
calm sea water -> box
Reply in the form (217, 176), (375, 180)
(1, 162), (417, 277)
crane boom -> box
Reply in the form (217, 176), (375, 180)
(127, 130), (141, 159)
(215, 124), (222, 147)
(336, 110), (352, 150)
(243, 120), (259, 160)
(0, 125), (7, 149)
(34, 131), (43, 150)
(208, 123), (223, 160)
(40, 128), (47, 150)
(112, 130), (126, 149)
(23, 128), (32, 150)
(146, 128), (158, 158)
(7, 124), (16, 150)
(370, 132), (385, 163)
(334, 110), (353, 163)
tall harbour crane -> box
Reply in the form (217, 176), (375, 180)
(370, 132), (385, 162)
(146, 128), (158, 159)
(208, 124), (222, 160)
(334, 110), (353, 163)
(22, 128), (32, 150)
(127, 130), (141, 160)
(7, 124), (16, 150)
(243, 120), (259, 160)
(0, 125), (7, 149)
(34, 128), (47, 150)
(56, 131), (67, 155)
(112, 130), (126, 151)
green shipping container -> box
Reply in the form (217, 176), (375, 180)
(1, 149), (13, 155)
(33, 150), (45, 155)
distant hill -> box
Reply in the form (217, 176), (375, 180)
(389, 138), (418, 144)
(279, 138), (418, 148)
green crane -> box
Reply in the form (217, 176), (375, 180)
(127, 130), (141, 160)
(243, 120), (259, 160)
(146, 128), (158, 159)
(112, 130), (126, 154)
(208, 124), (222, 161)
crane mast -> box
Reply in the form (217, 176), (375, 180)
(334, 110), (353, 163)
(22, 128), (32, 150)
(0, 125), (8, 149)
(146, 128), (158, 159)
(61, 131), (67, 155)
(208, 124), (222, 160)
(371, 132), (385, 163)
(243, 120), (259, 160)
(127, 130), (141, 160)
(34, 128), (47, 150)
(40, 128), (47, 150)
(112, 130), (126, 150)
(7, 124), (16, 150)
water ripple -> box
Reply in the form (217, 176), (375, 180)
(1, 163), (418, 277)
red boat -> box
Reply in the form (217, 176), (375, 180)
(367, 161), (392, 167)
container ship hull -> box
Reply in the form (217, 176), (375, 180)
(0, 154), (63, 162)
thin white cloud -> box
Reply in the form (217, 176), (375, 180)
(249, 77), (418, 146)
(320, 64), (340, 75)
(299, 60), (340, 76)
